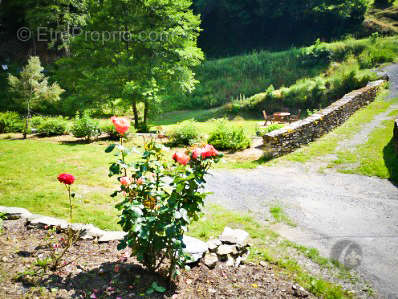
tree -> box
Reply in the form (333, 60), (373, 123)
(8, 56), (64, 138)
(58, 0), (203, 130)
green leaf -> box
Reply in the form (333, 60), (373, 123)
(105, 144), (116, 153)
(152, 282), (166, 293)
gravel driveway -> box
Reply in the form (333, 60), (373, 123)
(206, 65), (398, 298)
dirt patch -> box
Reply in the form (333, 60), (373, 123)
(0, 219), (312, 298)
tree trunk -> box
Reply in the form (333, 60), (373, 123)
(143, 99), (149, 129)
(132, 99), (139, 129)
(24, 100), (30, 139)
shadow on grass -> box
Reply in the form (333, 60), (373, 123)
(35, 261), (176, 298)
(383, 137), (398, 186)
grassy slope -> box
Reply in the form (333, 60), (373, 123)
(166, 35), (398, 112)
(365, 1), (398, 34)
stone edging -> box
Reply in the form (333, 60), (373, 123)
(263, 79), (386, 157)
(0, 206), (126, 242)
(0, 206), (251, 267)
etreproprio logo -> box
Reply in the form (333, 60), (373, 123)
(330, 239), (363, 270)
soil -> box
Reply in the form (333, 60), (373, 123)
(0, 219), (312, 299)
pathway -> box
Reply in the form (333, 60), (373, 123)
(206, 65), (398, 298)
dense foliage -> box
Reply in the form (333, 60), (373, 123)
(207, 120), (251, 151)
(168, 120), (201, 146)
(70, 111), (100, 140)
(36, 117), (68, 136)
(0, 112), (23, 133)
(194, 0), (370, 56)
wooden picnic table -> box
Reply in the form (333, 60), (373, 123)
(273, 112), (291, 123)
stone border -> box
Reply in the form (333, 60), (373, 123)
(0, 206), (126, 242)
(263, 80), (386, 157)
(0, 206), (251, 267)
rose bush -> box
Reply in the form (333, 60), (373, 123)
(106, 117), (222, 279)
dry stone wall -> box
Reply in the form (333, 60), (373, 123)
(263, 80), (386, 157)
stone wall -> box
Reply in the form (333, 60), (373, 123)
(394, 119), (398, 154)
(263, 80), (386, 157)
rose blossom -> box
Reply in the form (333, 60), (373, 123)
(111, 116), (130, 135)
(192, 147), (203, 160)
(120, 177), (131, 186)
(201, 144), (219, 159)
(173, 152), (190, 165)
(57, 173), (75, 185)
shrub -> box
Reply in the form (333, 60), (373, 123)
(106, 138), (222, 279)
(101, 123), (136, 140)
(0, 112), (24, 133)
(256, 124), (284, 137)
(71, 111), (100, 140)
(300, 39), (331, 66)
(208, 120), (251, 151)
(169, 120), (201, 146)
(37, 117), (68, 137)
(30, 116), (45, 128)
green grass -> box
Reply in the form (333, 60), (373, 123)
(269, 205), (296, 227)
(331, 115), (398, 183)
(0, 139), (120, 230)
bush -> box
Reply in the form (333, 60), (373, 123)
(0, 112), (24, 133)
(208, 120), (251, 151)
(106, 141), (222, 278)
(37, 117), (68, 137)
(71, 112), (100, 140)
(256, 124), (284, 137)
(169, 120), (201, 146)
(101, 123), (136, 140)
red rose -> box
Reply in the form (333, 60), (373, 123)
(57, 173), (75, 185)
(173, 152), (190, 165)
(201, 144), (219, 159)
(111, 116), (130, 135)
(192, 148), (203, 160)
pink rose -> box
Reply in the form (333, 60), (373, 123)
(192, 148), (203, 160)
(173, 152), (190, 165)
(120, 177), (131, 186)
(201, 144), (219, 159)
(111, 116), (130, 135)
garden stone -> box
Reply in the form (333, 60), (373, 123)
(27, 216), (69, 229)
(183, 236), (208, 263)
(225, 254), (235, 267)
(207, 239), (221, 252)
(204, 253), (218, 269)
(98, 231), (127, 243)
(219, 227), (249, 246)
(241, 249), (250, 262)
(0, 206), (31, 220)
(234, 256), (242, 268)
(217, 244), (237, 255)
(82, 224), (105, 239)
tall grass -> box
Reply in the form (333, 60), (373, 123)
(165, 36), (398, 112)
